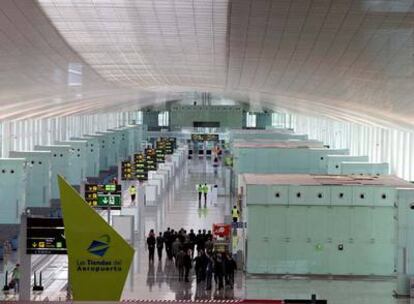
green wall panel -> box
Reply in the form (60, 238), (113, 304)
(170, 105), (243, 129)
(246, 203), (395, 275)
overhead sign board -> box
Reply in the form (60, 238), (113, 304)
(134, 153), (148, 181)
(145, 148), (157, 171)
(97, 194), (121, 209)
(26, 217), (67, 254)
(84, 184), (122, 209)
(191, 134), (219, 142)
(121, 160), (134, 181)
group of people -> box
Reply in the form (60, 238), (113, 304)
(196, 184), (209, 208)
(146, 228), (236, 290)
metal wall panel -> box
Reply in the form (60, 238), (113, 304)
(268, 185), (289, 204)
(327, 155), (369, 174)
(246, 184), (396, 276)
(56, 140), (87, 184)
(0, 158), (26, 224)
(87, 134), (109, 170)
(341, 162), (389, 176)
(34, 145), (71, 199)
(9, 151), (51, 208)
(71, 136), (101, 177)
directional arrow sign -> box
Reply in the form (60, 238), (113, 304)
(97, 194), (121, 209)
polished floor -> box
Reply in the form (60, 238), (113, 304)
(1, 157), (413, 303)
(122, 158), (242, 301)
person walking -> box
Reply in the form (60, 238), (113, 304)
(232, 205), (240, 223)
(188, 229), (196, 257)
(175, 249), (185, 281)
(156, 232), (164, 262)
(196, 230), (204, 253)
(202, 183), (209, 207)
(163, 228), (172, 260)
(11, 263), (20, 293)
(225, 253), (237, 288)
(197, 184), (203, 208)
(172, 237), (182, 260)
(205, 253), (214, 290)
(146, 230), (156, 263)
(205, 236), (214, 255)
(128, 185), (137, 205)
(193, 250), (204, 283)
(214, 253), (225, 290)
(183, 249), (192, 282)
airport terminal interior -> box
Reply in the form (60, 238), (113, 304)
(3, 1), (414, 303)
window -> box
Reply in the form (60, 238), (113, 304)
(246, 112), (256, 128)
(158, 111), (169, 127)
(136, 111), (143, 125)
(68, 63), (82, 86)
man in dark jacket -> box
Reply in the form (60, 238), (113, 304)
(205, 253), (214, 290)
(188, 229), (196, 257)
(163, 228), (171, 259)
(193, 250), (204, 283)
(156, 232), (164, 262)
(146, 230), (156, 263)
(172, 238), (182, 260)
(214, 253), (225, 289)
(224, 253), (237, 288)
(196, 230), (204, 253)
(175, 249), (185, 281)
(183, 249), (192, 282)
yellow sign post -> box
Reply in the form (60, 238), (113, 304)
(58, 175), (134, 301)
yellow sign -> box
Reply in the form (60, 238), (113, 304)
(58, 175), (134, 301)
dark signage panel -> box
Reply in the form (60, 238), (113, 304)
(121, 160), (135, 181)
(26, 217), (67, 255)
(155, 148), (165, 163)
(145, 148), (157, 171)
(191, 134), (219, 142)
(134, 153), (148, 181)
(84, 184), (122, 209)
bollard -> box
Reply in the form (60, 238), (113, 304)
(39, 272), (44, 291)
(2, 271), (9, 291)
(311, 294), (317, 304)
(32, 271), (44, 291)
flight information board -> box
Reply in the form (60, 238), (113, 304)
(26, 217), (67, 255)
(191, 134), (219, 142)
(121, 160), (134, 180)
(155, 147), (165, 163)
(84, 184), (122, 209)
(134, 153), (148, 181)
(145, 148), (157, 171)
(156, 137), (176, 155)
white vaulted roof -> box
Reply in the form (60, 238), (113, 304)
(2, 0), (414, 127)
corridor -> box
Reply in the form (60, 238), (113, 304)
(122, 157), (244, 300)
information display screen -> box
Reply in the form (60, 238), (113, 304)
(84, 184), (122, 209)
(157, 137), (176, 154)
(134, 153), (148, 181)
(121, 160), (134, 180)
(155, 148), (165, 163)
(191, 134), (219, 142)
(26, 217), (67, 255)
(145, 148), (157, 171)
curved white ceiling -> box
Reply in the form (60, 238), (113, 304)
(3, 0), (414, 128)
